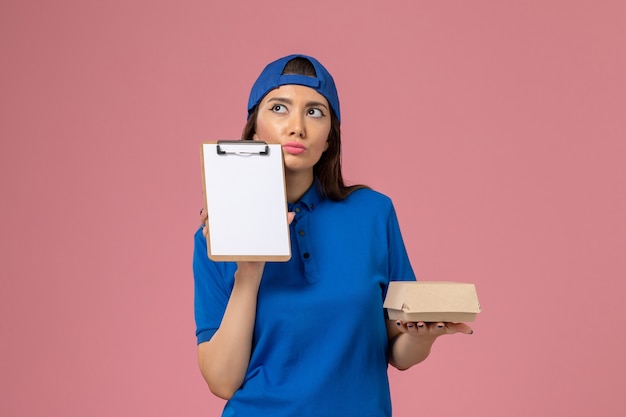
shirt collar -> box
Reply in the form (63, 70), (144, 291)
(288, 179), (323, 212)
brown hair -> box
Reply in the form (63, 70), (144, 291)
(242, 57), (368, 201)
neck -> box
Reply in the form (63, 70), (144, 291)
(285, 170), (314, 203)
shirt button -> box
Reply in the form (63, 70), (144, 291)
(299, 230), (305, 236)
(310, 203), (315, 209)
(303, 252), (310, 259)
(295, 207), (301, 213)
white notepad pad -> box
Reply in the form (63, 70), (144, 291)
(201, 141), (291, 261)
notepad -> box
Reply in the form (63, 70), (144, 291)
(201, 141), (291, 261)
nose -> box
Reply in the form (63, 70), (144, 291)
(288, 113), (306, 138)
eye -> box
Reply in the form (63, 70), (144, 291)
(307, 108), (325, 118)
(270, 104), (287, 113)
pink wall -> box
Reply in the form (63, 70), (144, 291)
(1, 1), (624, 416)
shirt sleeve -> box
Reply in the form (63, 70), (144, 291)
(192, 227), (236, 344)
(386, 202), (417, 284)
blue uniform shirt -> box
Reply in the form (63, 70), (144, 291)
(193, 182), (416, 417)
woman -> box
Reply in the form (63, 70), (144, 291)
(193, 54), (472, 416)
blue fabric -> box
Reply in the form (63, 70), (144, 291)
(246, 54), (341, 122)
(193, 183), (416, 417)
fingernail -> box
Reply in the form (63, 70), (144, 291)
(395, 321), (401, 326)
(407, 323), (414, 328)
(437, 324), (445, 329)
(417, 323), (424, 328)
(469, 330), (474, 335)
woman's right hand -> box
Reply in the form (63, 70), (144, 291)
(200, 208), (208, 237)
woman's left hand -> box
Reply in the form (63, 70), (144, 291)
(394, 321), (473, 340)
(388, 320), (473, 370)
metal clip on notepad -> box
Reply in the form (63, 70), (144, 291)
(216, 140), (269, 156)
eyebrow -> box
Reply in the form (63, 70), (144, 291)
(267, 97), (329, 110)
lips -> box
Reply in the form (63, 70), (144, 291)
(283, 142), (306, 155)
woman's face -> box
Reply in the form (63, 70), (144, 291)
(253, 84), (331, 176)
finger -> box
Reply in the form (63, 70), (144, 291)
(200, 208), (208, 222)
(407, 321), (429, 336)
(409, 321), (440, 336)
(444, 322), (474, 335)
(395, 321), (427, 335)
(434, 322), (447, 333)
(405, 321), (417, 335)
(394, 320), (408, 334)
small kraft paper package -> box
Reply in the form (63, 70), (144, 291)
(384, 281), (481, 323)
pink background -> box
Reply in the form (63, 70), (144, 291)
(1, 1), (625, 416)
